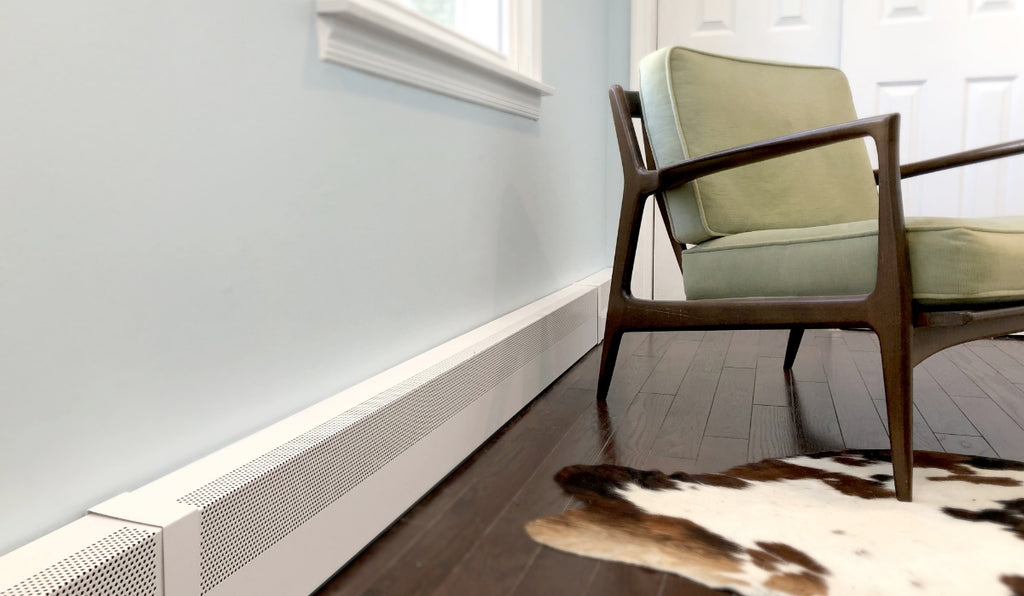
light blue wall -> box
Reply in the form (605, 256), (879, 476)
(0, 0), (631, 554)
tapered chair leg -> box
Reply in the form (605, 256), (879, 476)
(878, 330), (914, 501)
(596, 326), (623, 402)
(783, 328), (805, 370)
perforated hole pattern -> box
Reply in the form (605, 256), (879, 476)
(177, 294), (592, 593)
(0, 527), (158, 596)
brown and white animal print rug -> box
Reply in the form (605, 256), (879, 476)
(525, 451), (1024, 595)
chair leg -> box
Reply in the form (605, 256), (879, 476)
(783, 328), (804, 370)
(878, 329), (914, 501)
(596, 325), (623, 402)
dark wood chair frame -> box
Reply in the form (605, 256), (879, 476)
(600, 85), (1024, 501)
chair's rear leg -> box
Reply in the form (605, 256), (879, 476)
(596, 325), (623, 402)
(783, 328), (805, 370)
(878, 329), (914, 501)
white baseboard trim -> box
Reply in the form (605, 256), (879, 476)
(0, 269), (612, 596)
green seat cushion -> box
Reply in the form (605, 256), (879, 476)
(680, 216), (1024, 305)
(638, 47), (879, 245)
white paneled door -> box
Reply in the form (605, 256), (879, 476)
(638, 1), (1024, 298)
(657, 0), (842, 66)
(842, 0), (1024, 218)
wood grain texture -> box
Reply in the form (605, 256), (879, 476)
(920, 351), (986, 398)
(649, 331), (731, 460)
(704, 367), (755, 439)
(951, 396), (1024, 461)
(936, 433), (997, 457)
(749, 405), (800, 461)
(820, 336), (889, 449)
(639, 340), (701, 396)
(946, 346), (1024, 429)
(791, 381), (845, 452)
(872, 399), (942, 452)
(696, 436), (749, 473)
(725, 329), (760, 368)
(753, 357), (792, 406)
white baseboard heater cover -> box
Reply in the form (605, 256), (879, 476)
(0, 271), (612, 596)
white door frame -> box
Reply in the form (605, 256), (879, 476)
(627, 0), (659, 300)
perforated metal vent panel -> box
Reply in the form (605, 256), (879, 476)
(177, 294), (592, 593)
(0, 527), (158, 596)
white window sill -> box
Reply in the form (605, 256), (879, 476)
(316, 0), (554, 119)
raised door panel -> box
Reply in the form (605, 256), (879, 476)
(841, 2), (1024, 216)
(657, 0), (842, 66)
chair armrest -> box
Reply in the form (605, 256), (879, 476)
(889, 138), (1024, 180)
(653, 112), (912, 312)
(656, 114), (896, 192)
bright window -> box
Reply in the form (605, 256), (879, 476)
(395, 0), (507, 55)
(316, 0), (551, 119)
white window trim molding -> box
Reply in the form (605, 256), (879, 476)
(316, 0), (553, 119)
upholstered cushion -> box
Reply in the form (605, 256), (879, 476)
(680, 216), (1024, 305)
(639, 47), (879, 245)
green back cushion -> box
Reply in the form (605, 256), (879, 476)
(639, 47), (880, 245)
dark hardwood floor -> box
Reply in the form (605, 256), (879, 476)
(316, 329), (1024, 595)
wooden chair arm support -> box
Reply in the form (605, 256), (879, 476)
(648, 110), (912, 319)
(656, 114), (898, 192)
(873, 138), (1024, 182)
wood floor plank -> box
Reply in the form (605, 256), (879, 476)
(620, 331), (651, 356)
(563, 346), (601, 391)
(753, 357), (791, 407)
(586, 562), (665, 596)
(319, 384), (593, 596)
(695, 436), (749, 473)
(791, 381), (845, 452)
(952, 396), (1024, 462)
(820, 337), (889, 449)
(639, 340), (701, 396)
(604, 353), (661, 404)
(749, 405), (800, 461)
(724, 330), (759, 369)
(704, 367), (755, 439)
(649, 332), (731, 460)
(632, 331), (677, 357)
(757, 329), (789, 358)
(911, 367), (979, 436)
(853, 350), (978, 437)
(968, 343), (1024, 384)
(920, 351), (986, 398)
(562, 332), (650, 393)
(851, 350), (884, 402)
(936, 434), (997, 457)
(871, 400), (943, 452)
(789, 337), (827, 382)
(841, 329), (878, 352)
(510, 547), (599, 596)
(432, 391), (615, 596)
(676, 330), (706, 342)
(602, 392), (676, 468)
(945, 346), (1024, 430)
(659, 574), (723, 596)
(993, 338), (1024, 368)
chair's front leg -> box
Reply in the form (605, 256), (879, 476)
(877, 326), (914, 501)
(596, 322), (623, 402)
(783, 328), (804, 370)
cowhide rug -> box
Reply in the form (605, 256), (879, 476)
(525, 451), (1024, 595)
